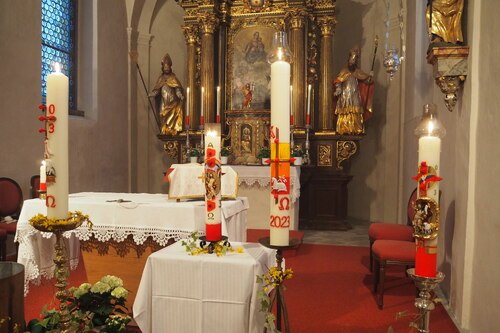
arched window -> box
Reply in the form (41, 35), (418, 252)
(41, 0), (77, 113)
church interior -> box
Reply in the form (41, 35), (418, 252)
(1, 0), (499, 332)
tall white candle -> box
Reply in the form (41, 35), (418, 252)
(201, 87), (205, 124)
(216, 86), (221, 117)
(270, 58), (291, 246)
(307, 84), (312, 116)
(186, 87), (190, 126)
(46, 63), (69, 219)
(204, 123), (222, 241)
(40, 161), (47, 184)
(418, 135), (441, 202)
(270, 61), (291, 141)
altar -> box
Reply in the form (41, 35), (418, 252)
(15, 192), (249, 304)
(232, 165), (301, 230)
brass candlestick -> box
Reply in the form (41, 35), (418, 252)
(407, 268), (445, 333)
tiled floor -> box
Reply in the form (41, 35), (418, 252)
(302, 218), (370, 247)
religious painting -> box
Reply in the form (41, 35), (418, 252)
(229, 25), (276, 110)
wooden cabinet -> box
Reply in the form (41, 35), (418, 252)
(299, 167), (353, 230)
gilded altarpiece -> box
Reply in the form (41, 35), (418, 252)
(157, 0), (365, 230)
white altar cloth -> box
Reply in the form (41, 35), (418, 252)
(133, 241), (276, 333)
(15, 192), (249, 293)
(167, 164), (238, 199)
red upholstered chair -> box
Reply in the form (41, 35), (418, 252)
(368, 188), (417, 271)
(372, 239), (415, 309)
(0, 177), (23, 260)
(30, 175), (40, 199)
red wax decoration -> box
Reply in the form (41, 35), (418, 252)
(39, 182), (47, 191)
(415, 240), (437, 278)
(185, 115), (190, 126)
(290, 115), (294, 126)
(205, 223), (221, 242)
(200, 115), (204, 126)
(216, 115), (220, 123)
(306, 115), (311, 125)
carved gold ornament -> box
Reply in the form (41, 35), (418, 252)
(336, 140), (357, 170)
(318, 144), (332, 166)
(412, 197), (440, 240)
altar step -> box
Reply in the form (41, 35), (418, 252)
(246, 228), (304, 256)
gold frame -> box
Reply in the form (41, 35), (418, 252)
(412, 197), (440, 240)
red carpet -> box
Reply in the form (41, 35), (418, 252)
(23, 243), (459, 332)
(284, 244), (459, 333)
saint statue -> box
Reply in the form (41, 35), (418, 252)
(241, 83), (253, 109)
(426, 0), (464, 44)
(150, 53), (184, 135)
(333, 47), (374, 135)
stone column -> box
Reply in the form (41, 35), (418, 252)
(317, 16), (336, 131)
(199, 13), (218, 124)
(288, 10), (307, 128)
(183, 24), (199, 127)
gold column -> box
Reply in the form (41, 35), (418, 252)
(288, 10), (307, 128)
(317, 16), (336, 131)
(183, 25), (199, 127)
(199, 13), (218, 125)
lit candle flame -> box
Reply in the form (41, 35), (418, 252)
(427, 121), (434, 135)
(54, 62), (62, 73)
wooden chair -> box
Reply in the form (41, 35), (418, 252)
(0, 177), (23, 260)
(372, 239), (415, 309)
(368, 188), (417, 271)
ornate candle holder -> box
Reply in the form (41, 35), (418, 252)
(258, 237), (300, 333)
(198, 236), (230, 254)
(29, 212), (92, 332)
(407, 268), (445, 333)
(304, 123), (311, 165)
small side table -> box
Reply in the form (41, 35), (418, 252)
(258, 237), (301, 333)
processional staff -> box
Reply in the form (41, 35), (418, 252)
(129, 51), (162, 132)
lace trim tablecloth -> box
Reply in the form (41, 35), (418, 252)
(15, 193), (249, 294)
(231, 165), (301, 202)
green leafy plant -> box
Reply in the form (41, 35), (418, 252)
(27, 275), (132, 332)
(221, 146), (231, 157)
(291, 147), (304, 158)
(189, 147), (201, 157)
(257, 146), (271, 159)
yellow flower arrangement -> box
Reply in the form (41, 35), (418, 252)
(256, 266), (294, 333)
(181, 231), (244, 257)
(29, 211), (92, 232)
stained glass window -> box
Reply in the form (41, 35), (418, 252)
(41, 0), (76, 110)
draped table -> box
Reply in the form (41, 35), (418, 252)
(15, 192), (249, 300)
(231, 166), (301, 230)
(133, 241), (276, 333)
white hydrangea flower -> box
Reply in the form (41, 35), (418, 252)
(111, 286), (129, 299)
(73, 283), (92, 298)
(90, 281), (111, 294)
(100, 275), (123, 289)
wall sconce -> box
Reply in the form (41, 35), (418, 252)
(427, 46), (469, 112)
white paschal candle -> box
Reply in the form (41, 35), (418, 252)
(270, 57), (291, 246)
(270, 60), (291, 141)
(418, 135), (441, 202)
(46, 63), (69, 219)
(204, 124), (222, 241)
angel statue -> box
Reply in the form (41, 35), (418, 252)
(149, 53), (184, 135)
